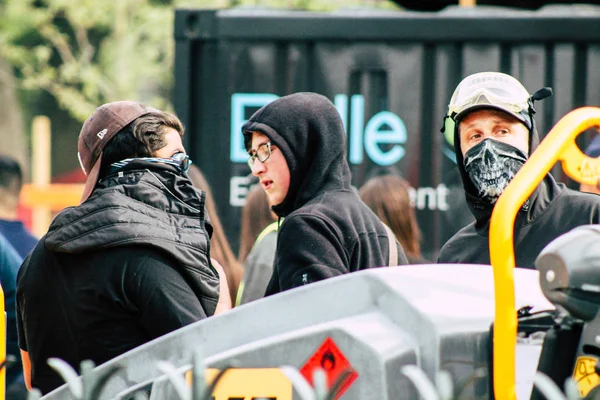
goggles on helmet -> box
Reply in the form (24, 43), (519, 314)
(442, 72), (534, 147)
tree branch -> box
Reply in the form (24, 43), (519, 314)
(74, 23), (95, 65)
(39, 24), (75, 63)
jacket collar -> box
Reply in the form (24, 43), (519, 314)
(45, 163), (212, 259)
(469, 174), (564, 237)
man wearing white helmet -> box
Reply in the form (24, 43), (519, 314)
(438, 72), (600, 269)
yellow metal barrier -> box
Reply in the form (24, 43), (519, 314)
(23, 116), (83, 236)
(31, 116), (52, 238)
(20, 183), (83, 237)
(489, 106), (600, 399)
(21, 184), (83, 211)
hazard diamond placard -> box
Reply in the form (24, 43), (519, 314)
(300, 337), (358, 398)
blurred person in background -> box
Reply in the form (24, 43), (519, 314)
(0, 155), (38, 258)
(236, 184), (278, 305)
(238, 182), (277, 263)
(242, 92), (408, 295)
(16, 102), (228, 394)
(0, 233), (25, 395)
(188, 164), (243, 305)
(359, 175), (428, 264)
(580, 133), (600, 195)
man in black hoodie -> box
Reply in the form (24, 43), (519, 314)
(242, 92), (408, 296)
(16, 102), (227, 394)
(438, 72), (600, 269)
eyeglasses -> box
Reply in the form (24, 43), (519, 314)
(247, 142), (274, 169)
(171, 152), (192, 173)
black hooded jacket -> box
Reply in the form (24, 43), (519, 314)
(438, 117), (600, 269)
(242, 92), (408, 295)
(16, 161), (219, 394)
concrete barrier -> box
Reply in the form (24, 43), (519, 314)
(42, 265), (552, 399)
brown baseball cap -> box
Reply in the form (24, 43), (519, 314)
(78, 101), (157, 203)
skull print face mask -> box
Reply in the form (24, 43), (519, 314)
(463, 139), (528, 204)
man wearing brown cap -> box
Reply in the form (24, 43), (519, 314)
(16, 101), (227, 394)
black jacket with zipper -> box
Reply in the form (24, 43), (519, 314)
(242, 92), (408, 295)
(16, 161), (219, 394)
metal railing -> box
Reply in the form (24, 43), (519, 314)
(489, 106), (600, 399)
(35, 353), (583, 400)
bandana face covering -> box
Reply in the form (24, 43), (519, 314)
(463, 139), (528, 203)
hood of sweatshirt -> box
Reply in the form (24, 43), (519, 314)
(241, 92), (352, 217)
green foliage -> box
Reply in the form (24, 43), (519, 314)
(0, 0), (397, 122)
(0, 0), (176, 122)
(229, 0), (396, 11)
